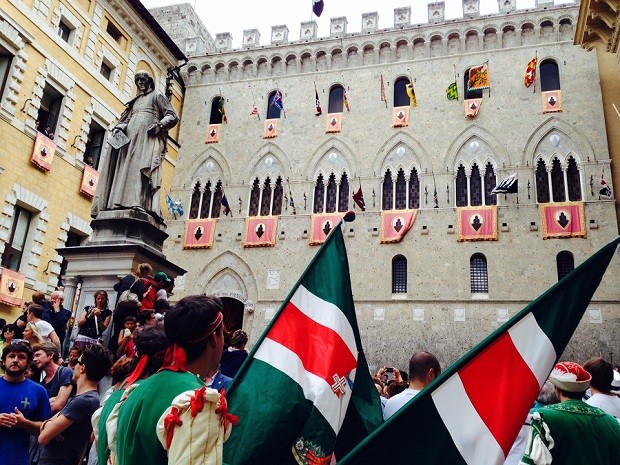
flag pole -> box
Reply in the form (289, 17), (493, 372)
(533, 50), (538, 93)
(453, 64), (458, 101)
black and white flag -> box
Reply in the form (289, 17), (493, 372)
(491, 172), (518, 194)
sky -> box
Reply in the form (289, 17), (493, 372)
(138, 0), (570, 49)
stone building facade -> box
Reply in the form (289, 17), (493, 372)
(0, 0), (185, 320)
(159, 0), (619, 369)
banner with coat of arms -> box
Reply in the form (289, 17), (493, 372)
(457, 206), (498, 241)
(392, 106), (410, 127)
(542, 90), (562, 113)
(244, 216), (278, 247)
(464, 99), (482, 118)
(31, 132), (56, 171)
(325, 113), (342, 133)
(205, 124), (221, 144)
(183, 219), (216, 249)
(0, 268), (25, 306)
(380, 210), (417, 243)
(79, 164), (99, 197)
(263, 119), (278, 139)
(540, 201), (586, 239)
(310, 213), (345, 245)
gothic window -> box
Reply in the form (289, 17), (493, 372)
(267, 90), (282, 119)
(409, 168), (420, 209)
(566, 156), (581, 201)
(464, 67), (483, 100)
(540, 59), (560, 92)
(249, 178), (260, 216)
(536, 159), (550, 203)
(550, 158), (566, 202)
(556, 251), (574, 281)
(470, 164), (482, 206)
(326, 174), (337, 213)
(394, 77), (411, 107)
(456, 165), (468, 207)
(272, 177), (284, 215)
(382, 170), (393, 210)
(313, 174), (325, 213)
(338, 173), (349, 212)
(260, 177), (272, 216)
(209, 97), (224, 124)
(394, 169), (406, 209)
(392, 255), (407, 293)
(328, 85), (344, 113)
(484, 163), (497, 206)
(470, 253), (488, 294)
(200, 181), (212, 218)
(211, 181), (223, 218)
(189, 182), (201, 219)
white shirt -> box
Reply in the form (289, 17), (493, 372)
(383, 388), (420, 420)
(34, 320), (55, 342)
(586, 392), (620, 418)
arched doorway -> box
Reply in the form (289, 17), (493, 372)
(221, 297), (244, 346)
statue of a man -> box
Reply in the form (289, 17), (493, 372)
(91, 70), (178, 222)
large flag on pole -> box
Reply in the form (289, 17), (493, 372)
(224, 211), (382, 465)
(337, 236), (620, 465)
(491, 172), (518, 194)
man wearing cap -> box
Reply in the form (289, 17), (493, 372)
(520, 361), (620, 465)
(141, 271), (170, 310)
(115, 295), (236, 465)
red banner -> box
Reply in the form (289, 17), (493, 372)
(80, 164), (99, 197)
(183, 219), (216, 249)
(263, 119), (278, 139)
(457, 206), (498, 241)
(310, 213), (345, 245)
(542, 90), (562, 113)
(392, 106), (410, 127)
(205, 124), (220, 144)
(380, 210), (416, 243)
(540, 202), (586, 239)
(325, 113), (342, 133)
(31, 132), (56, 171)
(244, 216), (278, 247)
(0, 268), (25, 307)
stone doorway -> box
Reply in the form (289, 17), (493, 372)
(221, 296), (244, 345)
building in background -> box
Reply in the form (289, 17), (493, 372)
(0, 0), (185, 320)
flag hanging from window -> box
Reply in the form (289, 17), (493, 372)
(0, 268), (25, 307)
(446, 82), (458, 100)
(271, 90), (284, 111)
(312, 0), (324, 17)
(406, 83), (417, 107)
(352, 187), (365, 211)
(221, 195), (232, 216)
(343, 89), (350, 113)
(465, 99), (482, 117)
(315, 90), (322, 116)
(32, 132), (56, 172)
(205, 124), (220, 144)
(392, 106), (410, 127)
(310, 213), (345, 245)
(80, 164), (99, 198)
(224, 212), (382, 465)
(325, 113), (342, 133)
(218, 97), (228, 123)
(600, 178), (612, 199)
(457, 206), (498, 241)
(380, 210), (416, 244)
(380, 74), (387, 103)
(491, 173), (518, 194)
(183, 219), (216, 249)
(542, 90), (562, 113)
(263, 119), (278, 139)
(467, 63), (490, 91)
(540, 201), (586, 239)
(524, 57), (537, 87)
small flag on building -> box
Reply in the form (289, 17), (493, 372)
(343, 89), (351, 113)
(406, 83), (417, 107)
(218, 97), (228, 123)
(380, 74), (387, 104)
(465, 99), (482, 117)
(491, 172), (518, 194)
(315, 89), (322, 116)
(221, 195), (231, 216)
(337, 236), (620, 465)
(224, 212), (383, 465)
(467, 63), (490, 91)
(446, 81), (458, 100)
(352, 187), (365, 211)
(600, 177), (612, 199)
(166, 193), (185, 218)
(312, 0), (324, 17)
(250, 102), (260, 119)
(271, 90), (284, 111)
(524, 57), (537, 88)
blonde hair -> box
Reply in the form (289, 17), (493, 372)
(25, 322), (44, 344)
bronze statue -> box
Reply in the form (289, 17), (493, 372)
(91, 71), (178, 222)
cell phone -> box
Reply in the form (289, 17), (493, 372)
(385, 367), (394, 381)
(385, 367), (394, 373)
(122, 329), (132, 337)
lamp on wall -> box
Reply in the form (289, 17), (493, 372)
(71, 134), (83, 149)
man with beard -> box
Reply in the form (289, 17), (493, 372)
(0, 342), (51, 465)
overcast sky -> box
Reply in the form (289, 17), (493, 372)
(140, 0), (571, 49)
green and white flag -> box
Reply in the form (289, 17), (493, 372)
(337, 236), (619, 465)
(224, 212), (382, 465)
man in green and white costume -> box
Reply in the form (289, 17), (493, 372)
(520, 361), (620, 465)
(114, 296), (236, 465)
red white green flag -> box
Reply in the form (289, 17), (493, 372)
(224, 211), (382, 465)
(337, 236), (620, 465)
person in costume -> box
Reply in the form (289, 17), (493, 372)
(115, 295), (237, 465)
(520, 361), (620, 465)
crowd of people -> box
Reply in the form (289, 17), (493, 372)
(0, 265), (619, 465)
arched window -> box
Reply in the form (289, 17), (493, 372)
(456, 165), (468, 207)
(209, 97), (224, 124)
(189, 180), (221, 218)
(470, 254), (488, 294)
(260, 177), (272, 216)
(409, 168), (420, 209)
(393, 77), (411, 107)
(325, 174), (337, 213)
(566, 156), (581, 201)
(392, 255), (407, 293)
(200, 181), (212, 218)
(484, 163), (497, 206)
(189, 182), (201, 219)
(540, 59), (560, 92)
(536, 159), (551, 203)
(550, 158), (566, 202)
(395, 169), (407, 209)
(328, 85), (344, 113)
(470, 164), (482, 206)
(382, 170), (393, 210)
(464, 67), (483, 100)
(272, 177), (284, 215)
(313, 174), (325, 213)
(382, 168), (421, 210)
(556, 251), (574, 281)
(338, 173), (349, 212)
(266, 90), (282, 119)
(249, 178), (260, 216)
(211, 181), (223, 218)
